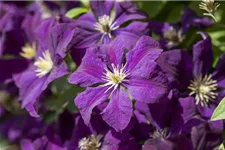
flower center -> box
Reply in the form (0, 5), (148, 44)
(34, 50), (53, 78)
(102, 63), (129, 92)
(78, 134), (102, 150)
(20, 43), (36, 59)
(188, 74), (218, 107)
(163, 27), (184, 48)
(199, 0), (219, 14)
(199, 0), (220, 21)
(150, 128), (168, 139)
(94, 14), (119, 39)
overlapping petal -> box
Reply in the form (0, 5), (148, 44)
(101, 88), (132, 131)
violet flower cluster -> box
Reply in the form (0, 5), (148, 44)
(0, 1), (224, 150)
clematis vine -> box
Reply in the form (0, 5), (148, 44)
(68, 36), (170, 131)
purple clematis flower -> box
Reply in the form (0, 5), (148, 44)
(68, 36), (170, 131)
(0, 3), (29, 82)
(13, 18), (74, 117)
(133, 93), (194, 150)
(157, 32), (225, 119)
(0, 115), (44, 143)
(65, 0), (149, 64)
(191, 121), (223, 150)
(149, 8), (213, 49)
(68, 108), (138, 150)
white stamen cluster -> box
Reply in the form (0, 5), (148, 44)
(34, 50), (53, 77)
(78, 134), (102, 150)
(199, 0), (220, 22)
(188, 74), (218, 107)
(150, 128), (168, 139)
(163, 27), (184, 48)
(20, 43), (36, 59)
(94, 14), (119, 39)
(102, 63), (129, 93)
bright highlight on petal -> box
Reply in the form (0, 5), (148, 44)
(78, 134), (102, 150)
(94, 14), (119, 39)
(34, 50), (53, 78)
(199, 0), (220, 22)
(102, 63), (129, 93)
(188, 74), (218, 107)
(20, 43), (36, 59)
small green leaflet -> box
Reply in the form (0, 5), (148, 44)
(219, 143), (225, 150)
(65, 7), (88, 19)
(211, 97), (225, 121)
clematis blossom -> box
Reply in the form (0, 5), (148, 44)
(69, 36), (170, 131)
(149, 8), (213, 50)
(65, 0), (149, 64)
(157, 32), (225, 119)
(13, 18), (74, 117)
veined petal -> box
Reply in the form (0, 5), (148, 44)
(157, 50), (193, 89)
(21, 76), (47, 117)
(68, 48), (106, 87)
(75, 86), (110, 125)
(101, 88), (132, 131)
(126, 64), (169, 103)
(102, 37), (126, 66)
(126, 36), (162, 73)
(50, 23), (75, 58)
(114, 1), (147, 26)
(193, 32), (212, 77)
(90, 1), (114, 17)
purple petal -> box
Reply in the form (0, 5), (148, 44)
(102, 37), (126, 66)
(191, 122), (222, 150)
(157, 50), (193, 89)
(79, 12), (96, 22)
(75, 86), (110, 125)
(178, 97), (197, 122)
(212, 53), (225, 88)
(127, 63), (170, 103)
(14, 66), (47, 117)
(22, 76), (47, 117)
(0, 58), (28, 83)
(90, 1), (114, 17)
(68, 48), (105, 87)
(113, 22), (149, 50)
(149, 21), (171, 36)
(182, 8), (213, 32)
(142, 138), (174, 150)
(114, 1), (147, 26)
(126, 36), (162, 73)
(193, 32), (212, 77)
(50, 23), (76, 58)
(22, 12), (42, 42)
(101, 88), (132, 131)
(21, 139), (34, 150)
(35, 18), (56, 54)
(102, 130), (138, 150)
(197, 104), (216, 119)
(69, 27), (102, 49)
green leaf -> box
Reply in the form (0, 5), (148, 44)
(0, 136), (10, 148)
(65, 7), (88, 19)
(219, 143), (225, 150)
(80, 0), (90, 8)
(211, 97), (225, 121)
